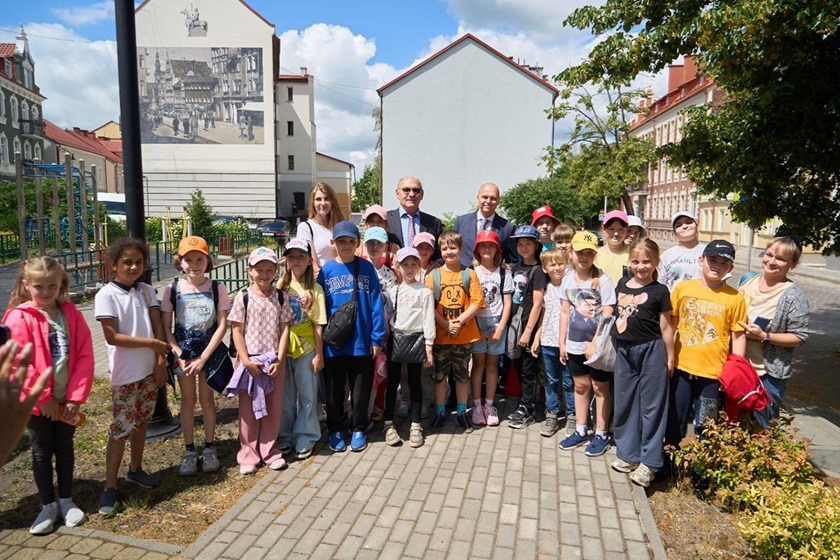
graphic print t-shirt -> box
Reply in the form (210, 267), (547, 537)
(658, 244), (706, 292)
(476, 265), (514, 318)
(286, 279), (327, 354)
(540, 281), (565, 348)
(559, 273), (616, 355)
(425, 267), (485, 345)
(611, 278), (672, 343)
(511, 262), (548, 320)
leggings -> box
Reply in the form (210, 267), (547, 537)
(384, 360), (422, 423)
(28, 414), (76, 504)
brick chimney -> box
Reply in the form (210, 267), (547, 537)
(667, 63), (685, 92)
(683, 55), (698, 82)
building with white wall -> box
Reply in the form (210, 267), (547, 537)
(378, 34), (558, 218)
(276, 70), (316, 220)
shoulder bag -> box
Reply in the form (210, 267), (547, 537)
(323, 258), (359, 349)
(390, 286), (426, 363)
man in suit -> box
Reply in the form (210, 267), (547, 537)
(386, 176), (445, 260)
(453, 183), (518, 267)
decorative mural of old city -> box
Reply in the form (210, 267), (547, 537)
(137, 46), (265, 145)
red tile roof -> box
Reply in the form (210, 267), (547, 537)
(44, 120), (123, 165)
(0, 43), (15, 58)
(629, 75), (715, 130)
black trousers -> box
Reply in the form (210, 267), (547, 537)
(325, 354), (373, 433)
(384, 361), (422, 423)
(27, 414), (76, 504)
(513, 346), (540, 413)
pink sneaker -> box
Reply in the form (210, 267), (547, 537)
(484, 403), (500, 427)
(472, 403), (486, 426)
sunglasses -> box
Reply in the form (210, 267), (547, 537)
(401, 187), (422, 194)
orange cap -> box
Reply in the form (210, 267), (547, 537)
(175, 236), (210, 258)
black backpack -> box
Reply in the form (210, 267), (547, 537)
(323, 258), (359, 349)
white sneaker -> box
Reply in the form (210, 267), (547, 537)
(630, 464), (656, 488)
(611, 458), (640, 474)
(58, 497), (85, 527)
(30, 502), (58, 534)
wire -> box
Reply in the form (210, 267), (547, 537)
(0, 25), (99, 44)
(279, 65), (377, 107)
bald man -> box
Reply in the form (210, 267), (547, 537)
(386, 176), (445, 260)
(452, 183), (518, 267)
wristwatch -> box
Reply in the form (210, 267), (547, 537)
(763, 331), (771, 344)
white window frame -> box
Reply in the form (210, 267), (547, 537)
(0, 133), (8, 164)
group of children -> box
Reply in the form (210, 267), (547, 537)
(7, 201), (751, 534)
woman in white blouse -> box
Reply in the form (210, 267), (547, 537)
(296, 182), (345, 275)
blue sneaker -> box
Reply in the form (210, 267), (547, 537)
(350, 431), (367, 452)
(559, 431), (589, 450)
(329, 431), (346, 452)
(584, 433), (611, 457)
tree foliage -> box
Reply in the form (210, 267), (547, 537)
(351, 164), (381, 212)
(499, 173), (601, 228)
(184, 188), (215, 238)
(561, 0), (840, 253)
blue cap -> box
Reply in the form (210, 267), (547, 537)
(333, 220), (360, 240)
(363, 226), (388, 244)
(511, 225), (540, 240)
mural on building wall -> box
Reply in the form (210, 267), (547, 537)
(180, 4), (207, 36)
(138, 47), (264, 145)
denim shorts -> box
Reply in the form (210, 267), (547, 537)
(472, 316), (506, 356)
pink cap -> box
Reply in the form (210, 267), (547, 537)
(603, 210), (628, 226)
(248, 246), (278, 266)
(412, 232), (436, 249)
(363, 204), (387, 221)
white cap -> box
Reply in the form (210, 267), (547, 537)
(671, 211), (696, 228)
(627, 215), (645, 230)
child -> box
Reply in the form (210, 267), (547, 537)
(507, 225), (548, 429)
(665, 240), (747, 448)
(412, 232), (439, 283)
(470, 230), (512, 427)
(161, 236), (230, 476)
(277, 239), (326, 460)
(596, 210), (630, 286)
(611, 240), (674, 487)
(383, 247), (436, 447)
(531, 206), (561, 252)
(317, 221), (386, 453)
(552, 222), (576, 263)
(659, 211), (707, 292)
(534, 248), (571, 437)
(425, 230), (485, 433)
(4, 257), (94, 533)
(558, 231), (616, 456)
(94, 238), (170, 514)
(358, 205), (399, 264)
(625, 216), (647, 246)
(227, 247), (293, 474)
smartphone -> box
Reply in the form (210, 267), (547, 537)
(753, 316), (771, 331)
(0, 324), (10, 346)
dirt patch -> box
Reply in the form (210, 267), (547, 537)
(0, 378), (267, 546)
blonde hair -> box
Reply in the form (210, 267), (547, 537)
(766, 237), (802, 268)
(308, 182), (346, 229)
(277, 251), (315, 315)
(552, 222), (575, 244)
(540, 247), (567, 268)
(9, 257), (70, 307)
(629, 239), (661, 281)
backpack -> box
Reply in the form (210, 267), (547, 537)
(431, 267), (472, 304)
(323, 258), (359, 349)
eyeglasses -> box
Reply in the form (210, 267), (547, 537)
(401, 187), (422, 194)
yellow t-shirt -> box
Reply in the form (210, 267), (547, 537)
(596, 246), (630, 286)
(671, 279), (747, 379)
(285, 279), (327, 356)
(425, 266), (485, 345)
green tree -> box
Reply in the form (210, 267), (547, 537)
(351, 164), (381, 212)
(499, 173), (601, 228)
(546, 84), (654, 215)
(561, 0), (840, 253)
(184, 188), (215, 238)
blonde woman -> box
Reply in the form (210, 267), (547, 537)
(296, 182), (346, 275)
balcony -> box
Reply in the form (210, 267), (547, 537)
(20, 119), (45, 139)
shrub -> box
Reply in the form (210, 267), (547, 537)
(212, 219), (250, 239)
(145, 216), (163, 244)
(184, 189), (215, 238)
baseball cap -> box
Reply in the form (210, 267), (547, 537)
(531, 206), (560, 226)
(627, 215), (645, 230)
(603, 210), (628, 226)
(395, 247), (420, 263)
(474, 229), (502, 253)
(363, 204), (387, 222)
(333, 220), (360, 240)
(671, 211), (696, 229)
(412, 232), (436, 248)
(283, 238), (310, 256)
(248, 246), (278, 266)
(363, 226), (388, 244)
(571, 230), (599, 252)
(511, 225), (540, 240)
(703, 239), (736, 262)
(175, 235), (210, 258)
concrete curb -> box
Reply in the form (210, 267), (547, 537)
(57, 525), (183, 555)
(633, 484), (668, 560)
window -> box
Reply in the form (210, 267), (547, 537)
(287, 121), (294, 136)
(31, 105), (38, 122)
(13, 137), (21, 157)
(286, 87), (293, 102)
(3, 59), (10, 77)
(288, 155), (295, 170)
(33, 143), (41, 161)
(0, 90), (4, 119)
(20, 101), (29, 133)
(0, 134), (7, 164)
(23, 141), (31, 160)
(10, 96), (18, 126)
(24, 68), (33, 89)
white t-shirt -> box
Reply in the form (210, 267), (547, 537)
(559, 273), (616, 355)
(475, 265), (514, 318)
(541, 281), (565, 348)
(94, 282), (160, 387)
(658, 243), (706, 292)
(296, 220), (335, 267)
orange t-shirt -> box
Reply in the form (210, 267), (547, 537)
(425, 267), (485, 345)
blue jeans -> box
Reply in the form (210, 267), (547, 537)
(541, 346), (574, 416)
(278, 351), (322, 452)
(753, 375), (787, 429)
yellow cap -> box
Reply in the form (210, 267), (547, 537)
(571, 231), (599, 252)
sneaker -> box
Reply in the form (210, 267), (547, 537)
(540, 412), (560, 437)
(239, 464), (257, 475)
(396, 402), (409, 418)
(329, 431), (346, 453)
(371, 407), (384, 422)
(126, 467), (160, 488)
(409, 426), (424, 448)
(318, 404), (327, 423)
(584, 433), (611, 457)
(269, 457), (288, 471)
(179, 450), (199, 476)
(293, 447), (310, 459)
(58, 498), (85, 528)
(456, 413), (474, 434)
(484, 404), (500, 427)
(384, 425), (402, 446)
(30, 502), (58, 534)
(564, 416), (577, 435)
(559, 431), (589, 450)
(98, 488), (119, 515)
(202, 447), (221, 473)
(429, 412), (448, 431)
(471, 404), (486, 426)
(350, 431), (367, 452)
(508, 406), (534, 429)
(278, 445), (293, 457)
(630, 464), (656, 488)
(611, 458), (640, 474)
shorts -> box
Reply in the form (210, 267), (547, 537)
(472, 316), (506, 356)
(432, 343), (473, 384)
(567, 353), (611, 383)
(109, 374), (158, 440)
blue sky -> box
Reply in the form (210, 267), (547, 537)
(0, 0), (669, 170)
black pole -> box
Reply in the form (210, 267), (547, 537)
(115, 0), (180, 441)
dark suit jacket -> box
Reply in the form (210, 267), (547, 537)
(453, 212), (518, 268)
(386, 208), (445, 261)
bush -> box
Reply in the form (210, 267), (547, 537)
(184, 189), (215, 238)
(212, 219), (250, 239)
(145, 216), (163, 244)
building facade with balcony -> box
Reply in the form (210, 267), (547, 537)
(0, 26), (45, 179)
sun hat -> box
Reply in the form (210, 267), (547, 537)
(395, 247), (421, 263)
(283, 238), (310, 256)
(571, 230), (599, 252)
(333, 220), (360, 240)
(363, 226), (388, 244)
(602, 210), (628, 226)
(248, 246), (278, 266)
(530, 206), (561, 227)
(474, 229), (502, 253)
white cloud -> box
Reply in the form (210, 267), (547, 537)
(51, 1), (114, 27)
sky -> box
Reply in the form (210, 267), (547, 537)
(0, 0), (670, 173)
